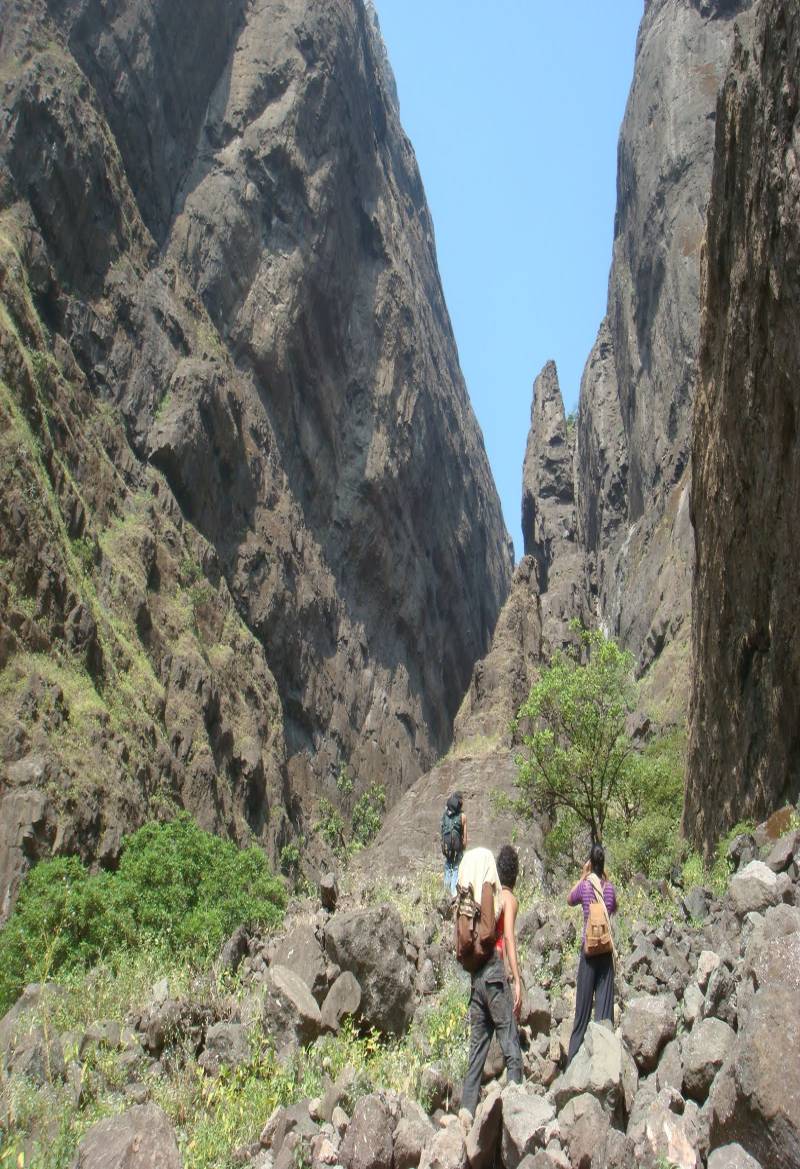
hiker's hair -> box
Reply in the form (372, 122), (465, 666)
(496, 844), (519, 889)
(590, 843), (605, 877)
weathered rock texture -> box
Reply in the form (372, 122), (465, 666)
(521, 362), (587, 656)
(0, 0), (511, 913)
(574, 0), (752, 714)
(455, 0), (751, 750)
(686, 0), (800, 850)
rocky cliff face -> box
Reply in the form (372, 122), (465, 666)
(686, 0), (800, 852)
(0, 0), (512, 913)
(458, 0), (750, 743)
(574, 0), (752, 713)
(521, 362), (588, 657)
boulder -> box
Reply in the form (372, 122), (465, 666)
(621, 994), (677, 1072)
(324, 907), (413, 1035)
(5, 1026), (65, 1084)
(263, 965), (322, 1050)
(682, 888), (710, 922)
(520, 987), (551, 1038)
(219, 925), (250, 973)
(465, 1083), (502, 1169)
(683, 1018), (736, 1102)
(682, 984), (704, 1028)
(696, 951), (721, 992)
(703, 966), (737, 1029)
(707, 1145), (763, 1169)
(338, 1094), (393, 1169)
(282, 926), (329, 1004)
(655, 1038), (684, 1094)
(394, 1117), (436, 1169)
(199, 1022), (250, 1073)
(319, 873), (338, 913)
(320, 972), (362, 1034)
(72, 1104), (181, 1168)
(765, 831), (800, 874)
(708, 983), (800, 1169)
(728, 862), (782, 916)
(557, 1093), (608, 1169)
(552, 1023), (638, 1126)
(640, 1088), (701, 1169)
(500, 1084), (556, 1169)
(418, 1120), (467, 1169)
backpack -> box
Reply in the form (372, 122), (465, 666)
(454, 881), (494, 972)
(584, 874), (613, 957)
(440, 805), (463, 863)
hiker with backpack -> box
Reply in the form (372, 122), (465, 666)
(441, 791), (468, 894)
(458, 844), (523, 1119)
(565, 842), (617, 1063)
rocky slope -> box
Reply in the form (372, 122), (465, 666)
(0, 0), (511, 912)
(686, 0), (800, 851)
(3, 805), (799, 1168)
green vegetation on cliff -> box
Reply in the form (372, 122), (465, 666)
(0, 816), (285, 1014)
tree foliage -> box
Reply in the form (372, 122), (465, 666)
(513, 627), (638, 843)
(0, 814), (285, 1013)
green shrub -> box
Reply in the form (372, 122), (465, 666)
(0, 815), (285, 1013)
(351, 783), (385, 848)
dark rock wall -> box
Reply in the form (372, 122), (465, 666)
(575, 0), (751, 709)
(687, 0), (800, 851)
(0, 0), (511, 913)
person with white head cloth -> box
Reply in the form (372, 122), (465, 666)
(456, 845), (523, 1119)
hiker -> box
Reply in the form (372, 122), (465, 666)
(441, 791), (467, 895)
(566, 842), (617, 1063)
(459, 844), (523, 1119)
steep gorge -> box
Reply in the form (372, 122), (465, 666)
(0, 0), (512, 914)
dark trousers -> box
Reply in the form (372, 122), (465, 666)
(567, 950), (615, 1064)
(461, 955), (523, 1115)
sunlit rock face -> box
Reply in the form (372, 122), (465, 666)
(687, 0), (800, 852)
(574, 0), (753, 715)
(0, 0), (511, 913)
(454, 0), (755, 755)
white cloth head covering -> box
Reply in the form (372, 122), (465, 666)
(457, 846), (502, 917)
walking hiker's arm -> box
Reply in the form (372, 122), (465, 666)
(503, 890), (522, 1019)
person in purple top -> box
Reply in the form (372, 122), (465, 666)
(566, 842), (617, 1063)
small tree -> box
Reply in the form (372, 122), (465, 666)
(513, 627), (637, 843)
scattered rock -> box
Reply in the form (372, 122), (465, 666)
(708, 984), (800, 1169)
(683, 1018), (736, 1102)
(621, 994), (677, 1073)
(500, 1084), (556, 1169)
(324, 907), (414, 1035)
(728, 862), (783, 916)
(320, 872), (339, 912)
(72, 1104), (181, 1168)
(338, 1093), (393, 1169)
(552, 1023), (638, 1126)
(465, 1083), (502, 1169)
(263, 966), (322, 1050)
(282, 926), (328, 1004)
(707, 1145), (763, 1169)
(395, 1116), (436, 1169)
(320, 972), (362, 1034)
(419, 1120), (467, 1169)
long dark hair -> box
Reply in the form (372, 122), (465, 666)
(590, 843), (605, 878)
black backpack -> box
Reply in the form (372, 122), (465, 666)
(440, 801), (463, 863)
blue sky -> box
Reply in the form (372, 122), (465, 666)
(372, 1), (643, 559)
